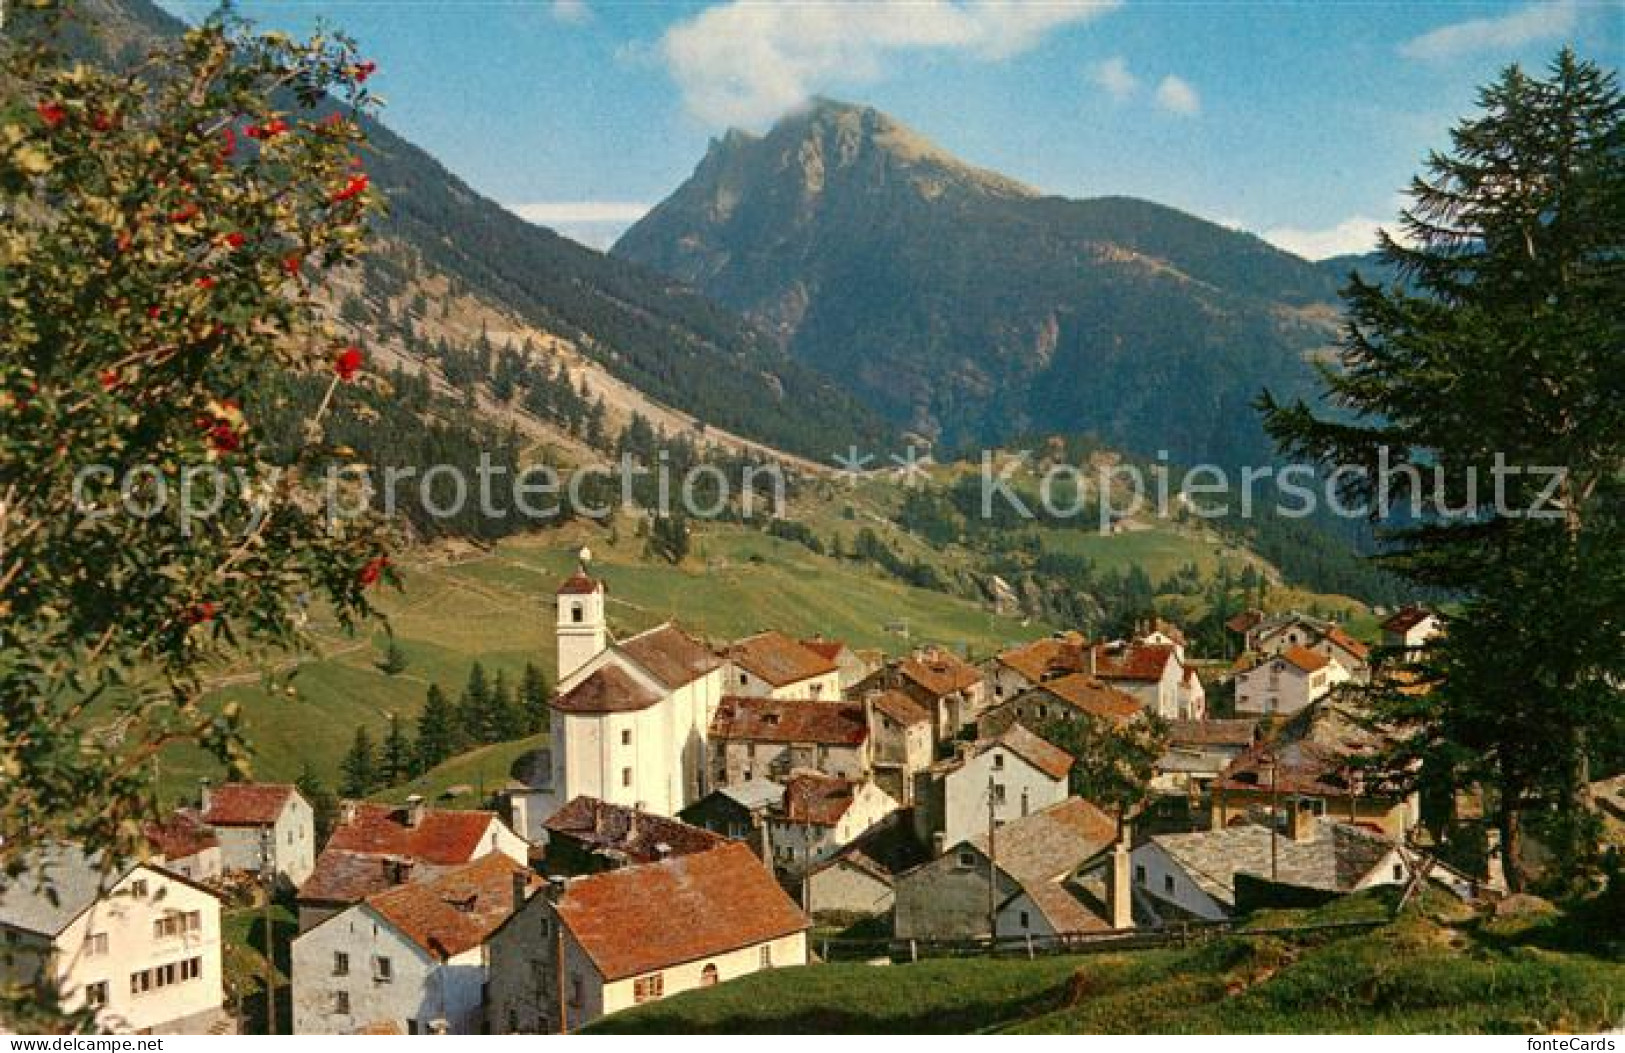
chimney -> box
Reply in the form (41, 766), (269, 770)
(340, 800), (358, 827)
(1287, 797), (1317, 843)
(627, 810), (640, 841)
(198, 778), (213, 814)
(932, 831), (947, 858)
(1107, 833), (1134, 931)
(405, 794), (425, 828)
(1088, 645), (1098, 678)
(593, 801), (605, 835)
(544, 875), (570, 903)
(511, 869), (530, 915)
(653, 842), (672, 861)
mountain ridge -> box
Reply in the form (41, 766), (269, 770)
(615, 99), (1349, 465)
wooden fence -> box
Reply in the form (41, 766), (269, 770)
(815, 916), (1390, 965)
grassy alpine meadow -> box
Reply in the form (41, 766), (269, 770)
(153, 519), (1055, 802)
(589, 891), (1625, 1035)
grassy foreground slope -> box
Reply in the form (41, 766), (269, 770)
(155, 523), (1051, 802)
(589, 891), (1625, 1035)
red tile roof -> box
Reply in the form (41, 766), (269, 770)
(1381, 606), (1435, 634)
(327, 804), (501, 865)
(1092, 642), (1176, 682)
(1319, 626), (1370, 661)
(556, 571), (601, 595)
(619, 624), (723, 689)
(727, 630), (838, 687)
(200, 783), (297, 826)
(543, 797), (725, 864)
(368, 854), (536, 960)
(552, 664), (663, 714)
(555, 842), (808, 981)
(1225, 610), (1264, 635)
(1279, 645), (1331, 674)
(776, 772), (860, 827)
(710, 696), (868, 747)
(145, 811), (218, 860)
(798, 637), (848, 662)
(1026, 673), (1142, 723)
(897, 648), (982, 698)
(995, 635), (1090, 684)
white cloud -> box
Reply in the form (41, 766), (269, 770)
(1399, 0), (1577, 61)
(1091, 56), (1138, 100)
(662, 0), (1121, 127)
(550, 0), (591, 24)
(1261, 216), (1388, 260)
(1153, 74), (1200, 116)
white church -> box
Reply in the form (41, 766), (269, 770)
(509, 553), (729, 840)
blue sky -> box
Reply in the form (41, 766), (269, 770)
(157, 0), (1620, 255)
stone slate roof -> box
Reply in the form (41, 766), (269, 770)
(301, 805), (508, 907)
(716, 778), (787, 813)
(552, 664), (663, 714)
(554, 842), (808, 981)
(365, 853), (536, 960)
(726, 630), (838, 687)
(0, 846), (133, 936)
(867, 688), (933, 728)
(966, 798), (1119, 934)
(936, 725), (1074, 782)
(810, 815), (928, 884)
(619, 623), (723, 690)
(544, 796), (725, 864)
(776, 772), (861, 827)
(1149, 821), (1397, 909)
(1167, 719), (1259, 748)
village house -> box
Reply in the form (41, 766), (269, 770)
(296, 798), (527, 932)
(0, 845), (227, 1034)
(679, 778), (783, 856)
(979, 673), (1142, 740)
(1248, 611), (1331, 656)
(913, 725), (1073, 853)
(893, 798), (1130, 941)
(985, 633), (1089, 703)
(517, 563), (729, 832)
(802, 813), (928, 920)
(291, 853), (537, 1035)
(1091, 641), (1199, 720)
(767, 772), (900, 879)
(1151, 719), (1260, 797)
(1132, 811), (1410, 921)
(1210, 702), (1420, 840)
(144, 812), (222, 884)
(1382, 606), (1443, 651)
(708, 695), (870, 786)
(857, 647), (988, 745)
(862, 688), (935, 806)
(539, 796), (725, 876)
(485, 842), (809, 1032)
(197, 781), (315, 889)
(1231, 645), (1350, 717)
(1309, 625), (1372, 682)
(724, 630), (843, 699)
(799, 636), (875, 691)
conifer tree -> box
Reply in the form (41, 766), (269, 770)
(339, 725), (377, 799)
(416, 683), (458, 771)
(520, 662), (550, 735)
(381, 712), (413, 784)
(1260, 50), (1624, 890)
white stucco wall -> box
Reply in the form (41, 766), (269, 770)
(15, 867), (227, 1034)
(291, 904), (487, 1035)
(942, 747), (1067, 851)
